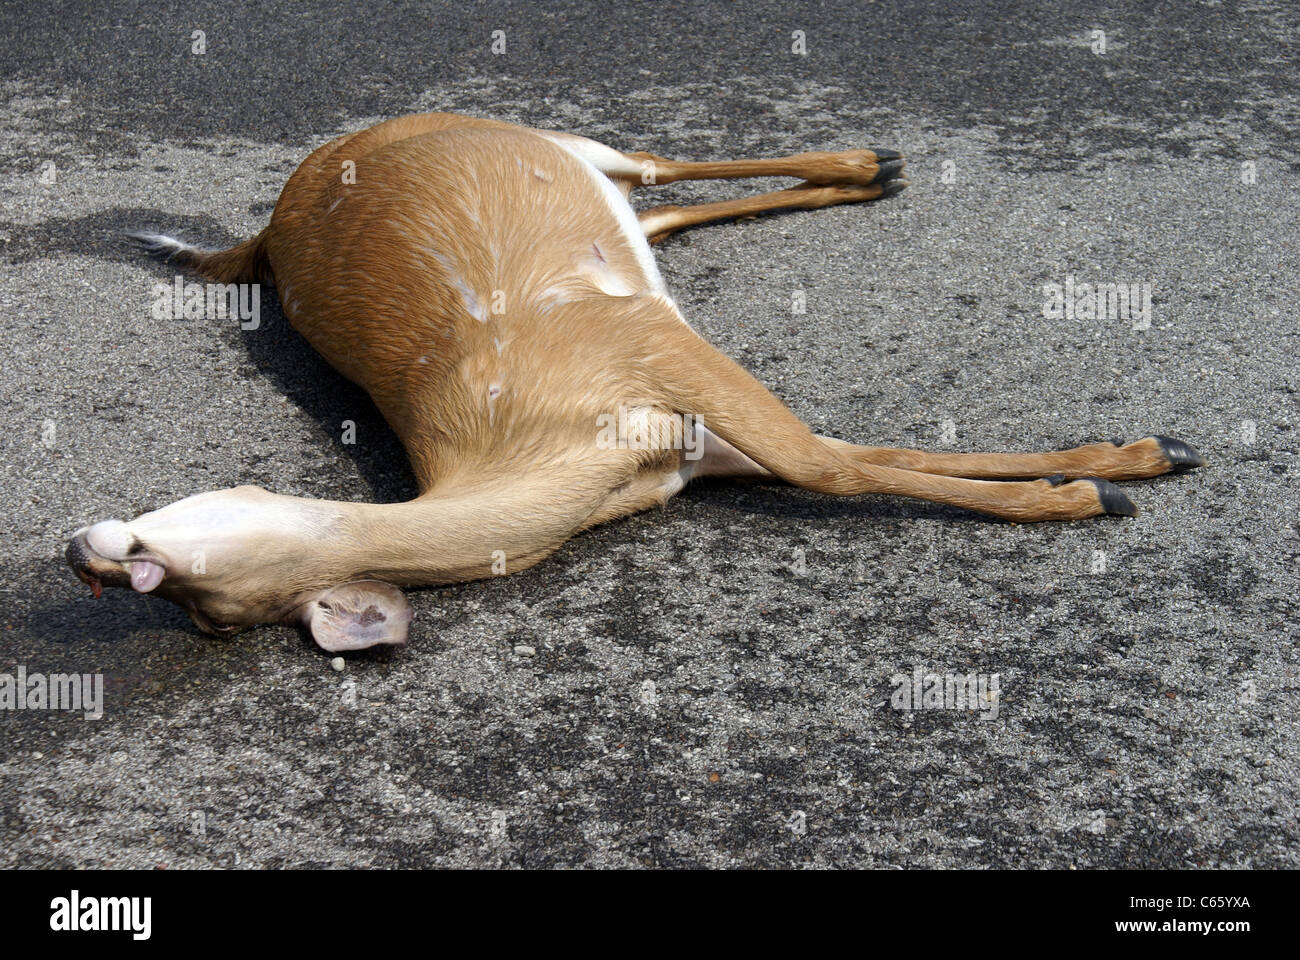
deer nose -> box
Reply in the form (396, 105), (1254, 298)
(84, 519), (134, 558)
(65, 531), (96, 573)
(66, 530), (108, 598)
(66, 522), (146, 598)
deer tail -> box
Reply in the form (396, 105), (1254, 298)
(126, 229), (272, 286)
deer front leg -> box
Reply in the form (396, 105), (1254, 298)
(704, 432), (1143, 521)
(687, 425), (1140, 521)
(818, 435), (1208, 481)
(635, 313), (1193, 523)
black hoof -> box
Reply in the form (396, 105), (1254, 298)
(1044, 473), (1067, 487)
(871, 148), (904, 162)
(1084, 478), (1138, 517)
(1152, 435), (1207, 471)
(878, 179), (908, 199)
(872, 158), (906, 183)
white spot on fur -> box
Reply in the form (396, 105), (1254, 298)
(536, 286), (573, 314)
(587, 268), (634, 297)
(428, 247), (487, 323)
(539, 138), (667, 296)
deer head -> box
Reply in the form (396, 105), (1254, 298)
(65, 485), (412, 651)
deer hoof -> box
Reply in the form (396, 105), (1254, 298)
(878, 179), (908, 199)
(872, 158), (907, 183)
(1152, 435), (1208, 472)
(1085, 478), (1139, 517)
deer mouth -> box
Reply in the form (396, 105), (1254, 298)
(65, 529), (167, 597)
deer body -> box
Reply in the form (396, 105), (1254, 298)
(67, 113), (1205, 651)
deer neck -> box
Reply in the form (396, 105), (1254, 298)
(330, 479), (592, 586)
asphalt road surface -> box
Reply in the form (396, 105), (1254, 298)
(1, 1), (1297, 867)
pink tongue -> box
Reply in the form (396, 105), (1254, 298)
(130, 561), (166, 593)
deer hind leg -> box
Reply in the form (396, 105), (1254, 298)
(535, 131), (906, 240)
(621, 148), (906, 188)
(627, 149), (907, 243)
(538, 134), (905, 190)
(635, 180), (905, 244)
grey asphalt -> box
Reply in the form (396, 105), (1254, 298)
(1, 0), (1297, 868)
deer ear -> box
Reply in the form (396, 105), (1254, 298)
(300, 580), (413, 652)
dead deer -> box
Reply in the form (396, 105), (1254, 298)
(66, 112), (1206, 652)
